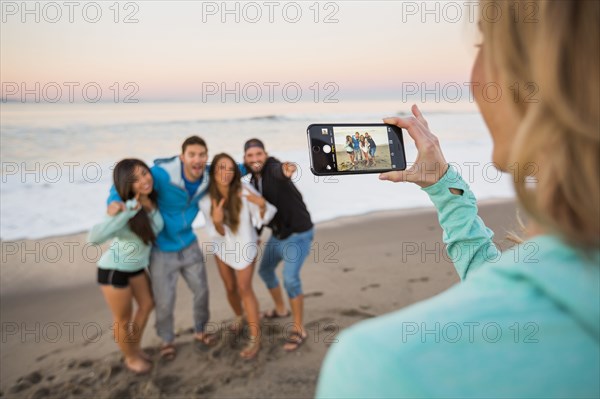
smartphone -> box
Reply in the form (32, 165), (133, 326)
(307, 123), (407, 175)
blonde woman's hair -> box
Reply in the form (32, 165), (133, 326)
(479, 0), (599, 250)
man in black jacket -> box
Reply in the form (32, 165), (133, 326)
(243, 138), (314, 351)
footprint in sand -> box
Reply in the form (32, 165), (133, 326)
(8, 371), (43, 395)
(24, 371), (42, 384)
(305, 317), (335, 330)
(31, 387), (51, 399)
(35, 347), (66, 362)
(304, 291), (324, 298)
(154, 375), (181, 394)
(408, 276), (430, 283)
(195, 383), (215, 395)
(77, 360), (93, 368)
(339, 309), (375, 319)
(360, 283), (381, 291)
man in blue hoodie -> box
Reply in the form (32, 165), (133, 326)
(107, 136), (217, 359)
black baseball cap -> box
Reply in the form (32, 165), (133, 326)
(244, 138), (265, 152)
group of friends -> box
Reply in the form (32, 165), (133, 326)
(344, 131), (377, 167)
(86, 0), (600, 396)
(88, 137), (314, 374)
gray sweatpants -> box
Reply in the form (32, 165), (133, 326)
(149, 241), (209, 343)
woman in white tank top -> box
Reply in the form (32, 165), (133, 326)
(199, 153), (276, 360)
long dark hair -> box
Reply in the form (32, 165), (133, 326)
(208, 153), (242, 234)
(113, 159), (158, 245)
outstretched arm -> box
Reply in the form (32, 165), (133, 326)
(88, 199), (141, 245)
(380, 105), (499, 280)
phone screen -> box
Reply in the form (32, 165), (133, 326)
(332, 126), (393, 172)
(308, 124), (406, 175)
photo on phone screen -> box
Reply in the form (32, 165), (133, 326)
(307, 123), (406, 176)
(333, 126), (392, 172)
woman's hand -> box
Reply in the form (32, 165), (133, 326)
(133, 192), (143, 210)
(379, 105), (449, 188)
(211, 198), (226, 225)
(107, 201), (125, 216)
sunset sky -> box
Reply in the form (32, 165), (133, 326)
(1, 1), (480, 102)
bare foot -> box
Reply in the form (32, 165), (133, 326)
(124, 356), (152, 375)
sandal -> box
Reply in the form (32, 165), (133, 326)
(240, 337), (261, 360)
(194, 333), (217, 350)
(159, 343), (176, 361)
(284, 331), (307, 352)
(261, 309), (291, 319)
(138, 349), (152, 362)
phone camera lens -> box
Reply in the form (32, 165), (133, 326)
(312, 145), (320, 153)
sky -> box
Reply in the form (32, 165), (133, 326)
(1, 1), (481, 102)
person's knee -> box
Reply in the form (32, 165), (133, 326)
(225, 282), (238, 297)
(237, 282), (253, 297)
(153, 296), (173, 316)
(186, 274), (208, 297)
(139, 298), (155, 315)
(283, 275), (302, 298)
(258, 263), (275, 280)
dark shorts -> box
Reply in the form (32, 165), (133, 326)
(97, 268), (146, 288)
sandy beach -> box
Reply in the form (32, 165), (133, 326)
(335, 144), (393, 172)
(0, 199), (521, 398)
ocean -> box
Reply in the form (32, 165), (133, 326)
(0, 100), (514, 240)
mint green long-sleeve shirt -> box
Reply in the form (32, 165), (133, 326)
(316, 164), (600, 398)
(88, 199), (164, 272)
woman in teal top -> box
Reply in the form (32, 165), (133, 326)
(88, 159), (164, 375)
(316, 1), (599, 397)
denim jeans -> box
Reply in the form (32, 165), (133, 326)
(258, 228), (314, 299)
(354, 149), (363, 161)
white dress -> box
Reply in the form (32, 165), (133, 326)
(360, 141), (370, 154)
(199, 182), (277, 270)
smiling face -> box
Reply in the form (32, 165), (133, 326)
(214, 156), (236, 187)
(180, 143), (208, 181)
(131, 165), (154, 196)
(244, 147), (268, 174)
